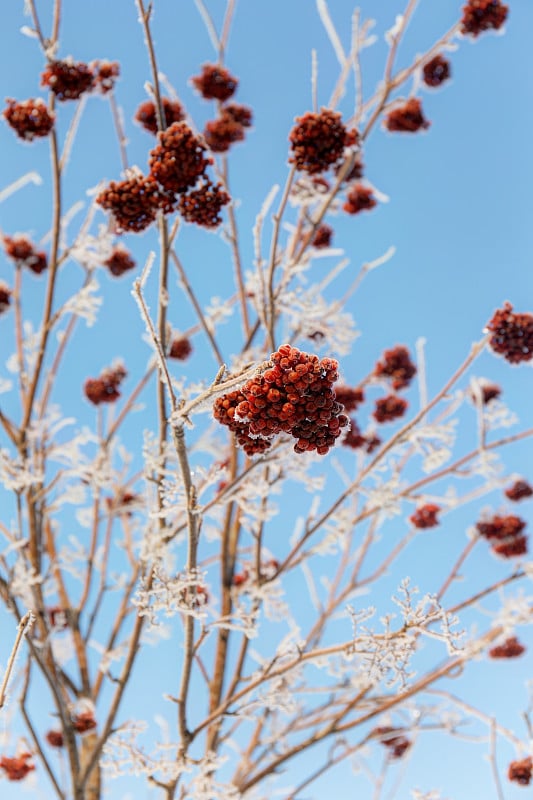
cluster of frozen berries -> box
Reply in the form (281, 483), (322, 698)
(476, 514), (528, 558)
(213, 345), (349, 456)
(84, 364), (127, 405)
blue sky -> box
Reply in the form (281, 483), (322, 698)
(0, 1), (532, 798)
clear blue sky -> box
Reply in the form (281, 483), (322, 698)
(0, 1), (532, 798)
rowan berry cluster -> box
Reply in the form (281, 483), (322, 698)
(508, 757), (532, 786)
(84, 365), (127, 405)
(343, 184), (377, 215)
(334, 386), (365, 413)
(149, 122), (211, 194)
(214, 346), (349, 456)
(4, 235), (47, 274)
(477, 382), (501, 404)
(289, 109), (357, 175)
(486, 303), (533, 364)
(489, 636), (526, 659)
(375, 345), (417, 390)
(312, 224), (333, 249)
(3, 98), (55, 141)
(203, 104), (253, 153)
(0, 283), (11, 313)
(177, 179), (230, 228)
(423, 54), (451, 87)
(92, 60), (120, 93)
(72, 711), (97, 734)
(135, 98), (186, 134)
(191, 64), (238, 101)
(385, 98), (430, 133)
(505, 480), (533, 502)
(168, 336), (193, 361)
(461, 0), (509, 37)
(96, 175), (174, 234)
(41, 59), (95, 101)
(0, 753), (35, 781)
(375, 727), (412, 759)
(373, 394), (408, 424)
(342, 418), (381, 453)
(45, 730), (64, 748)
(476, 514), (528, 558)
(410, 504), (441, 529)
(103, 246), (136, 277)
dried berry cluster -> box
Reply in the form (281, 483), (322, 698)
(3, 98), (55, 141)
(489, 636), (526, 659)
(505, 480), (533, 502)
(135, 98), (186, 134)
(103, 246), (136, 277)
(92, 60), (120, 93)
(289, 109), (356, 175)
(476, 514), (528, 558)
(0, 753), (35, 781)
(375, 345), (417, 390)
(178, 180), (230, 228)
(72, 711), (97, 733)
(410, 504), (441, 529)
(84, 365), (127, 405)
(460, 0), (509, 37)
(4, 235), (48, 274)
(334, 386), (365, 413)
(486, 303), (533, 364)
(214, 345), (349, 456)
(149, 122), (211, 193)
(312, 224), (333, 249)
(385, 98), (430, 133)
(375, 727), (412, 759)
(343, 184), (377, 215)
(508, 757), (532, 786)
(474, 382), (501, 404)
(422, 54), (451, 87)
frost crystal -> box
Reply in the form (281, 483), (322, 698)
(61, 277), (102, 327)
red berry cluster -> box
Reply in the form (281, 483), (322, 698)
(343, 184), (377, 215)
(104, 247), (136, 277)
(343, 418), (381, 453)
(410, 504), (441, 529)
(385, 98), (430, 133)
(41, 59), (95, 101)
(0, 283), (12, 314)
(312, 224), (333, 249)
(169, 336), (193, 360)
(204, 104), (253, 153)
(72, 711), (97, 734)
(422, 55), (451, 88)
(505, 480), (533, 502)
(289, 109), (355, 175)
(476, 514), (528, 558)
(213, 389), (275, 456)
(178, 179), (230, 228)
(374, 727), (412, 759)
(96, 176), (173, 234)
(0, 753), (35, 781)
(373, 395), (408, 424)
(375, 346), (417, 390)
(508, 757), (532, 786)
(3, 98), (55, 141)
(461, 0), (508, 37)
(135, 98), (185, 134)
(476, 382), (501, 404)
(4, 235), (47, 274)
(334, 386), (364, 413)
(191, 64), (238, 101)
(45, 730), (64, 748)
(92, 60), (120, 94)
(84, 365), (127, 405)
(486, 302), (533, 364)
(489, 636), (526, 659)
(214, 346), (349, 456)
(149, 122), (211, 194)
